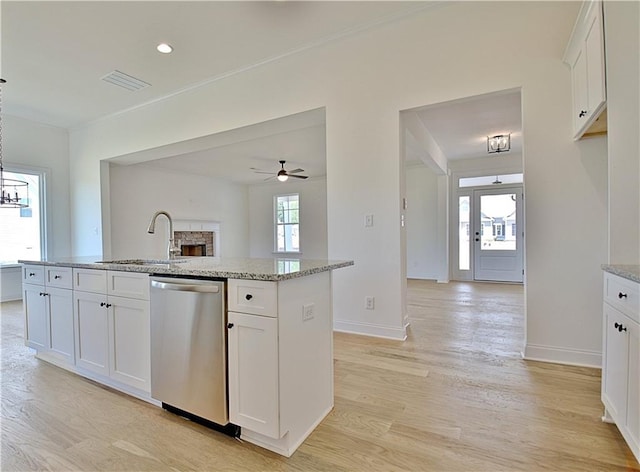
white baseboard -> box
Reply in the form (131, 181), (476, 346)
(523, 343), (602, 368)
(333, 319), (407, 340)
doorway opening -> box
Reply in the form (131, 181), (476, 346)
(401, 87), (525, 350)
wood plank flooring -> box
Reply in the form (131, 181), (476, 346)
(2, 279), (638, 471)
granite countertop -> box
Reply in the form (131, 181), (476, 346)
(18, 256), (354, 282)
(602, 264), (640, 284)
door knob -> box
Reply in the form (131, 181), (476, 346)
(475, 238), (480, 242)
(618, 292), (628, 299)
(227, 323), (234, 329)
(245, 294), (253, 301)
(579, 110), (587, 117)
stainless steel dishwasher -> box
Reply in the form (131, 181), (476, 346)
(150, 276), (230, 428)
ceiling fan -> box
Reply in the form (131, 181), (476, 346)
(252, 160), (308, 182)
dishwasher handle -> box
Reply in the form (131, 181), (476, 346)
(151, 280), (220, 293)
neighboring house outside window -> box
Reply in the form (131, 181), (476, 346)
(275, 194), (300, 253)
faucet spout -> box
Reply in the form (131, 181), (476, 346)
(146, 211), (180, 259)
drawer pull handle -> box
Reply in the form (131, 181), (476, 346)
(227, 323), (234, 329)
(100, 302), (106, 307)
(105, 303), (112, 308)
(614, 322), (627, 333)
(54, 275), (61, 279)
(618, 292), (628, 299)
(245, 294), (253, 301)
(39, 292), (44, 296)
(29, 272), (36, 277)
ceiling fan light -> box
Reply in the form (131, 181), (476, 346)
(156, 43), (173, 54)
(277, 171), (289, 182)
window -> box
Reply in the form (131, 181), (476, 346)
(458, 196), (470, 271)
(275, 194), (299, 253)
(0, 168), (45, 263)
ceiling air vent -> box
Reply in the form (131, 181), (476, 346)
(101, 70), (151, 91)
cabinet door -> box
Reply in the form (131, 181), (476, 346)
(23, 284), (48, 350)
(602, 304), (629, 423)
(571, 47), (589, 133)
(74, 291), (109, 376)
(585, 4), (605, 118)
(108, 296), (150, 392)
(48, 287), (74, 364)
(228, 311), (280, 438)
(626, 320), (639, 452)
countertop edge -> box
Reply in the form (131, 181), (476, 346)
(602, 264), (640, 284)
(17, 259), (355, 282)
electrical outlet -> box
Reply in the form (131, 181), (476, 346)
(365, 296), (375, 310)
(303, 303), (315, 321)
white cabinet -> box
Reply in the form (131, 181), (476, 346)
(227, 273), (333, 457)
(602, 272), (639, 463)
(22, 265), (74, 365)
(227, 310), (280, 438)
(73, 268), (151, 393)
(564, 0), (607, 139)
(74, 289), (109, 376)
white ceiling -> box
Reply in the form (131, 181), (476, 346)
(1, 1), (428, 128)
(1, 1), (522, 185)
(411, 89), (523, 162)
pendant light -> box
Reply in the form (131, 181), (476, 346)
(0, 79), (29, 208)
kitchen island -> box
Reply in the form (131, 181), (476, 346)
(19, 256), (353, 457)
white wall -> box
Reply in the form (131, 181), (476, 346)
(4, 115), (71, 259)
(108, 164), (249, 259)
(405, 164), (441, 280)
(604, 1), (640, 264)
(248, 178), (327, 259)
(67, 2), (611, 358)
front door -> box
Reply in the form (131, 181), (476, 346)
(473, 187), (523, 282)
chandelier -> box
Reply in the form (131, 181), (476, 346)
(0, 79), (29, 208)
(487, 134), (511, 154)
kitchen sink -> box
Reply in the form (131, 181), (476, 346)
(97, 259), (189, 266)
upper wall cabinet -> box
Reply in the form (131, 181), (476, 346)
(564, 0), (607, 140)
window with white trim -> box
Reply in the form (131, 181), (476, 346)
(275, 194), (300, 253)
(0, 168), (46, 263)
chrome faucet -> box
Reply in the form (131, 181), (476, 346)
(147, 211), (181, 260)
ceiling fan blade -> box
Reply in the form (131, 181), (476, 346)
(263, 175), (276, 181)
(288, 174), (308, 179)
(288, 168), (305, 174)
(253, 171), (275, 175)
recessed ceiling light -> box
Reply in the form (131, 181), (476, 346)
(157, 43), (173, 54)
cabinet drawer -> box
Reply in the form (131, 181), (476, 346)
(107, 271), (149, 300)
(22, 265), (45, 285)
(46, 267), (73, 289)
(228, 279), (277, 317)
(73, 268), (107, 293)
(604, 272), (639, 323)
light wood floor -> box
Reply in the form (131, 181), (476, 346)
(2, 280), (638, 471)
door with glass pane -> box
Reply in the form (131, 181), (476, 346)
(473, 187), (523, 282)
